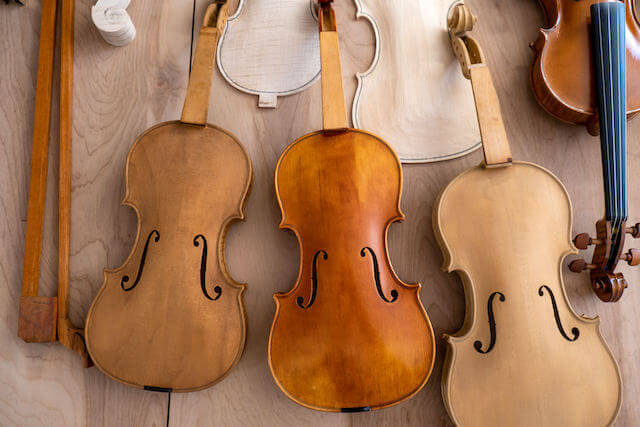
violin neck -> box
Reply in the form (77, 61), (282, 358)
(318, 2), (348, 131)
(591, 2), (627, 223)
(181, 3), (228, 126)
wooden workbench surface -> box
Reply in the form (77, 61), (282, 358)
(1, 0), (638, 425)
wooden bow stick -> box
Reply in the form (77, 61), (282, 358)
(447, 3), (512, 167)
(18, 0), (91, 367)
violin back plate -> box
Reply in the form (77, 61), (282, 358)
(217, 0), (320, 108)
(85, 122), (252, 392)
(353, 0), (481, 163)
(269, 129), (435, 411)
(434, 162), (622, 426)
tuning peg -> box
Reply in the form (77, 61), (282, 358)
(621, 248), (640, 266)
(573, 233), (601, 250)
(569, 258), (597, 273)
(625, 223), (640, 238)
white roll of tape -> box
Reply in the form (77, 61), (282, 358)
(91, 0), (136, 47)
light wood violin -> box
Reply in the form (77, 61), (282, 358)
(268, 0), (435, 412)
(531, 0), (640, 301)
(85, 1), (253, 392)
(436, 5), (621, 425)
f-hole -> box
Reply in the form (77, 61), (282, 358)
(297, 250), (327, 309)
(194, 235), (222, 301)
(474, 291), (506, 354)
(121, 230), (160, 291)
(538, 285), (579, 341)
(360, 247), (398, 303)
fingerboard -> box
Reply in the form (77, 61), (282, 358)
(590, 1), (627, 269)
(591, 2), (627, 223)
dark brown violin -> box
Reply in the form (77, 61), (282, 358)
(268, 0), (435, 412)
(530, 0), (640, 301)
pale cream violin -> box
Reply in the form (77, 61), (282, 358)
(434, 5), (622, 426)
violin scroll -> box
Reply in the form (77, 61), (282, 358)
(447, 4), (484, 80)
(569, 219), (639, 302)
(447, 2), (477, 37)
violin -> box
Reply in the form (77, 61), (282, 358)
(531, 0), (640, 301)
(18, 0), (90, 365)
(85, 1), (253, 392)
(437, 4), (621, 425)
(268, 0), (435, 412)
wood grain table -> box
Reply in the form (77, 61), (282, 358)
(1, 0), (638, 425)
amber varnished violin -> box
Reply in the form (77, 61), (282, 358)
(268, 0), (435, 412)
(436, 4), (621, 425)
(531, 0), (640, 301)
(85, 1), (253, 392)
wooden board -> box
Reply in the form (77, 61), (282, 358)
(352, 0), (482, 163)
(1, 0), (639, 425)
(216, 0), (320, 108)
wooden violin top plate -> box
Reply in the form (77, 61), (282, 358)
(353, 0), (481, 163)
(269, 129), (435, 411)
(85, 121), (252, 392)
(434, 161), (622, 426)
(217, 0), (320, 108)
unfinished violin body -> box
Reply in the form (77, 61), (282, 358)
(85, 2), (253, 392)
(530, 0), (640, 128)
(438, 5), (622, 425)
(268, 0), (434, 411)
(270, 129), (435, 411)
(436, 162), (622, 425)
